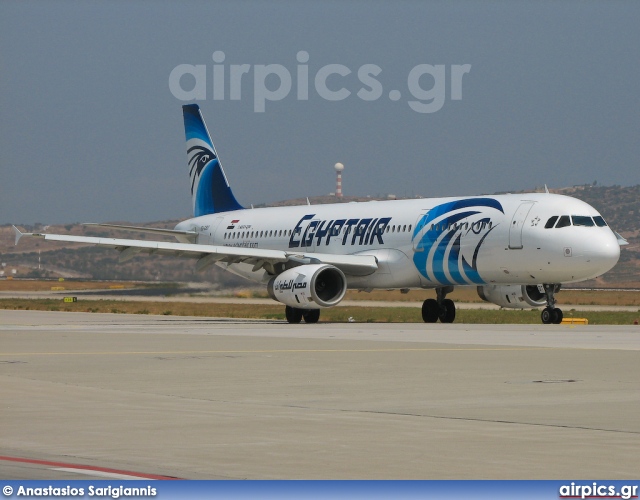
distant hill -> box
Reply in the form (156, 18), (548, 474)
(1, 185), (638, 287)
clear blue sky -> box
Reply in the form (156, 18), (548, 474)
(1, 1), (639, 224)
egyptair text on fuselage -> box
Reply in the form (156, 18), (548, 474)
(288, 214), (393, 248)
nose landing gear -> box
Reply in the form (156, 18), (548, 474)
(541, 284), (563, 324)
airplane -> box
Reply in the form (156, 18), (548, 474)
(13, 104), (625, 325)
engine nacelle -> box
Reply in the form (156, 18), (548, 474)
(267, 264), (347, 309)
(477, 284), (547, 309)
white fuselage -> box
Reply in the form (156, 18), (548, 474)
(174, 193), (620, 290)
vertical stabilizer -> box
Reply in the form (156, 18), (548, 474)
(182, 104), (244, 216)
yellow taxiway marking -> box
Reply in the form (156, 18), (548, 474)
(1, 347), (552, 356)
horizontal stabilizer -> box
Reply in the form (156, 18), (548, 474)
(614, 231), (629, 246)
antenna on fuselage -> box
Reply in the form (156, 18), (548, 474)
(544, 184), (549, 194)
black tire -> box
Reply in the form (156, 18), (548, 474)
(439, 298), (456, 323)
(422, 299), (439, 323)
(285, 306), (303, 324)
(303, 309), (320, 324)
(552, 308), (563, 324)
(541, 307), (553, 324)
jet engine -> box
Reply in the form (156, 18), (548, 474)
(477, 284), (547, 309)
(267, 264), (347, 309)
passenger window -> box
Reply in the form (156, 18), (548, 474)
(545, 216), (558, 229)
(555, 216), (571, 228)
(594, 216), (608, 227)
(572, 216), (594, 227)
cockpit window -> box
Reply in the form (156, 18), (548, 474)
(555, 215), (571, 228)
(544, 216), (559, 229)
(572, 216), (595, 227)
(593, 216), (608, 227)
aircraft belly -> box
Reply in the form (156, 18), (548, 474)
(347, 248), (422, 289)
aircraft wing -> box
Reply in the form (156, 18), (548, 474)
(12, 226), (378, 276)
(82, 223), (199, 243)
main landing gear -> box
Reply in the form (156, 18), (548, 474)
(422, 286), (456, 323)
(285, 306), (320, 324)
(541, 284), (563, 324)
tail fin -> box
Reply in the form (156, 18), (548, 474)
(182, 104), (244, 216)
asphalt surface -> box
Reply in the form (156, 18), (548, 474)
(1, 310), (639, 479)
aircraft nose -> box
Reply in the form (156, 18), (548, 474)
(584, 232), (620, 274)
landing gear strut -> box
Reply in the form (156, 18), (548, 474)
(285, 306), (320, 324)
(541, 284), (563, 324)
(422, 286), (456, 323)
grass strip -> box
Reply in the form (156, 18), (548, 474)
(1, 299), (639, 325)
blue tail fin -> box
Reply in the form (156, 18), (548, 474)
(182, 104), (244, 217)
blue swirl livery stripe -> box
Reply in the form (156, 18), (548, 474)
(413, 198), (504, 286)
(429, 210), (479, 284)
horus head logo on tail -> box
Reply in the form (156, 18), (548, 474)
(182, 104), (244, 217)
(187, 145), (217, 194)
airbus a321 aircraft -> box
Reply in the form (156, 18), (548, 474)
(13, 104), (625, 324)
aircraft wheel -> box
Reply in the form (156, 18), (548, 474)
(303, 309), (320, 324)
(422, 299), (439, 323)
(285, 306), (303, 324)
(552, 308), (563, 324)
(438, 298), (456, 323)
(541, 307), (553, 324)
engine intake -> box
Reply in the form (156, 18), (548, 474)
(268, 264), (347, 309)
(477, 284), (546, 309)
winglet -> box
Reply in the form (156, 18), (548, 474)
(12, 225), (25, 246)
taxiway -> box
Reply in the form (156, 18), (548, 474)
(1, 310), (639, 479)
